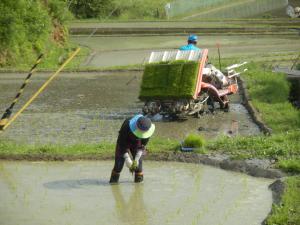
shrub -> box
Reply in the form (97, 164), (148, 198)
(183, 133), (206, 149)
(46, 0), (73, 24)
(0, 0), (69, 67)
(69, 0), (116, 19)
(115, 0), (168, 19)
(0, 0), (51, 66)
(68, 0), (168, 19)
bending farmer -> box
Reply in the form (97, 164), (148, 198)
(179, 34), (201, 51)
(110, 114), (155, 184)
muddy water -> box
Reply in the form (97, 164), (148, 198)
(0, 160), (273, 225)
(71, 35), (300, 68)
(0, 71), (258, 144)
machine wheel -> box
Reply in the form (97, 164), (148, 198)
(223, 103), (230, 112)
(221, 95), (230, 112)
(193, 109), (205, 118)
(207, 97), (215, 113)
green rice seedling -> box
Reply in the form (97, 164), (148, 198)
(139, 60), (199, 100)
(183, 133), (206, 149)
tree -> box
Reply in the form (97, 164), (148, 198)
(69, 0), (116, 19)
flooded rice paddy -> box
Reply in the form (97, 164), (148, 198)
(0, 160), (274, 225)
(69, 20), (300, 29)
(0, 71), (259, 144)
(71, 34), (300, 68)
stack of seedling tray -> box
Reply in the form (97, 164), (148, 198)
(139, 60), (200, 100)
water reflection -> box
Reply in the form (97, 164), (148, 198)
(111, 184), (148, 225)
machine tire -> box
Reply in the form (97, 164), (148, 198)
(223, 103), (230, 112)
(207, 97), (215, 113)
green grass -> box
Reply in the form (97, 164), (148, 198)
(204, 62), (300, 171)
(0, 137), (178, 158)
(278, 160), (300, 174)
(0, 43), (90, 72)
(38, 45), (90, 71)
(147, 137), (179, 153)
(0, 141), (114, 157)
(266, 176), (300, 225)
(242, 63), (300, 133)
(207, 131), (300, 162)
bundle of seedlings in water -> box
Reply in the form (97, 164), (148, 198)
(181, 133), (206, 152)
(139, 60), (199, 100)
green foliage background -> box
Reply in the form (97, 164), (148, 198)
(69, 0), (115, 19)
(0, 0), (71, 68)
(69, 0), (169, 19)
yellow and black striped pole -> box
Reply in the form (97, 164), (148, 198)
(0, 54), (43, 130)
(1, 48), (81, 132)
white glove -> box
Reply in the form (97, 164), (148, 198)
(134, 150), (143, 167)
(124, 152), (133, 169)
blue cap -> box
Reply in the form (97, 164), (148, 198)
(188, 35), (198, 42)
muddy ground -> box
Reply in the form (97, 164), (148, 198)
(0, 71), (259, 144)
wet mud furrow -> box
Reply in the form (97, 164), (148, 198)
(0, 71), (259, 144)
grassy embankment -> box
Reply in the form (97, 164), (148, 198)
(266, 176), (300, 225)
(0, 45), (90, 72)
(207, 62), (300, 172)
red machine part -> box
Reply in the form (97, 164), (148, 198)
(193, 49), (209, 99)
(193, 48), (239, 106)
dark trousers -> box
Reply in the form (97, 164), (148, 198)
(110, 153), (143, 183)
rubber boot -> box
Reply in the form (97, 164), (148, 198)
(134, 172), (143, 183)
(109, 171), (120, 184)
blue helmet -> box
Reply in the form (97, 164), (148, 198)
(188, 34), (198, 42)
